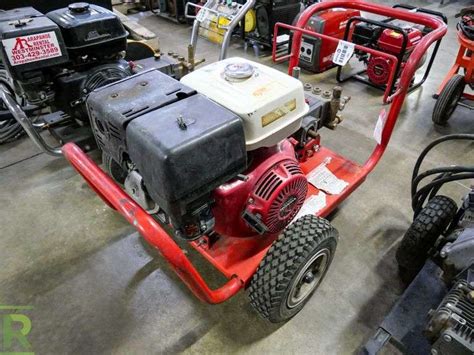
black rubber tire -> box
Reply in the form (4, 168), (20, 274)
(432, 74), (465, 125)
(396, 195), (457, 283)
(102, 152), (128, 184)
(248, 215), (338, 323)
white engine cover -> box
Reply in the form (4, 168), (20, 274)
(181, 57), (309, 150)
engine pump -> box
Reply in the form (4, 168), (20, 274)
(88, 58), (341, 240)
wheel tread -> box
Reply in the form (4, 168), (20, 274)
(248, 215), (338, 322)
(396, 195), (457, 283)
(432, 74), (465, 125)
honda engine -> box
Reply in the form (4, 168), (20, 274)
(88, 58), (336, 240)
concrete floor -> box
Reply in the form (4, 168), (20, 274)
(1, 0), (473, 354)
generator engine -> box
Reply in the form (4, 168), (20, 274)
(0, 3), (131, 123)
(352, 22), (423, 86)
(88, 58), (331, 240)
(296, 8), (361, 73)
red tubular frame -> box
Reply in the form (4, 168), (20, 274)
(274, 0), (446, 177)
(62, 143), (243, 304)
(273, 24), (400, 104)
(436, 31), (474, 100)
(61, 2), (446, 305)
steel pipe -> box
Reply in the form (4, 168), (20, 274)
(0, 84), (62, 156)
(188, 0), (256, 60)
(62, 142), (244, 304)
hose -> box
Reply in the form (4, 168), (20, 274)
(0, 83), (62, 156)
(411, 134), (474, 216)
(0, 66), (24, 144)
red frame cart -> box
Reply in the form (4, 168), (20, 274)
(431, 10), (473, 124)
(62, 1), (446, 305)
(436, 30), (474, 101)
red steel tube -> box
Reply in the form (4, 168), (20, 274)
(272, 23), (400, 103)
(282, 0), (447, 179)
(62, 142), (243, 304)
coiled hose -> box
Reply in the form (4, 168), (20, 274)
(411, 134), (474, 216)
(0, 63), (23, 144)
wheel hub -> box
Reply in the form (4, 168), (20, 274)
(302, 271), (315, 284)
(286, 248), (330, 309)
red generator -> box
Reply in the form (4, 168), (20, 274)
(350, 19), (425, 86)
(365, 27), (422, 86)
(297, 8), (360, 73)
(335, 4), (447, 103)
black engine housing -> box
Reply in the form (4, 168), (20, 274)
(54, 60), (131, 120)
(46, 3), (128, 61)
(0, 7), (69, 81)
(87, 69), (247, 236)
(0, 3), (129, 118)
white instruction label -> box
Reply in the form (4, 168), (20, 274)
(196, 8), (209, 22)
(373, 109), (388, 145)
(332, 40), (355, 66)
(291, 191), (327, 223)
(308, 162), (349, 195)
(2, 31), (62, 66)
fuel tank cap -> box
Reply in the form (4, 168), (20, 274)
(69, 2), (91, 13)
(224, 62), (255, 81)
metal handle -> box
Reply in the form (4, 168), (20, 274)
(280, 0), (447, 179)
(0, 84), (62, 157)
(185, 2), (220, 19)
(189, 0), (256, 60)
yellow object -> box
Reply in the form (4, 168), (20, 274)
(261, 99), (297, 127)
(126, 40), (155, 51)
(211, 15), (229, 44)
(199, 8), (257, 43)
(199, 7), (256, 43)
(199, 15), (230, 44)
(245, 9), (257, 33)
(125, 40), (156, 60)
(389, 31), (402, 38)
(218, 16), (231, 28)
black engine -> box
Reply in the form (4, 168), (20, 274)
(426, 270), (474, 355)
(0, 3), (131, 124)
(87, 69), (247, 238)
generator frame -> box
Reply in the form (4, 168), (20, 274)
(435, 29), (474, 103)
(60, 1), (446, 305)
(335, 5), (446, 104)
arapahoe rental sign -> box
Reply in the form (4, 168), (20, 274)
(2, 31), (63, 66)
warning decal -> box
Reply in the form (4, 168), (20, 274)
(2, 31), (62, 66)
